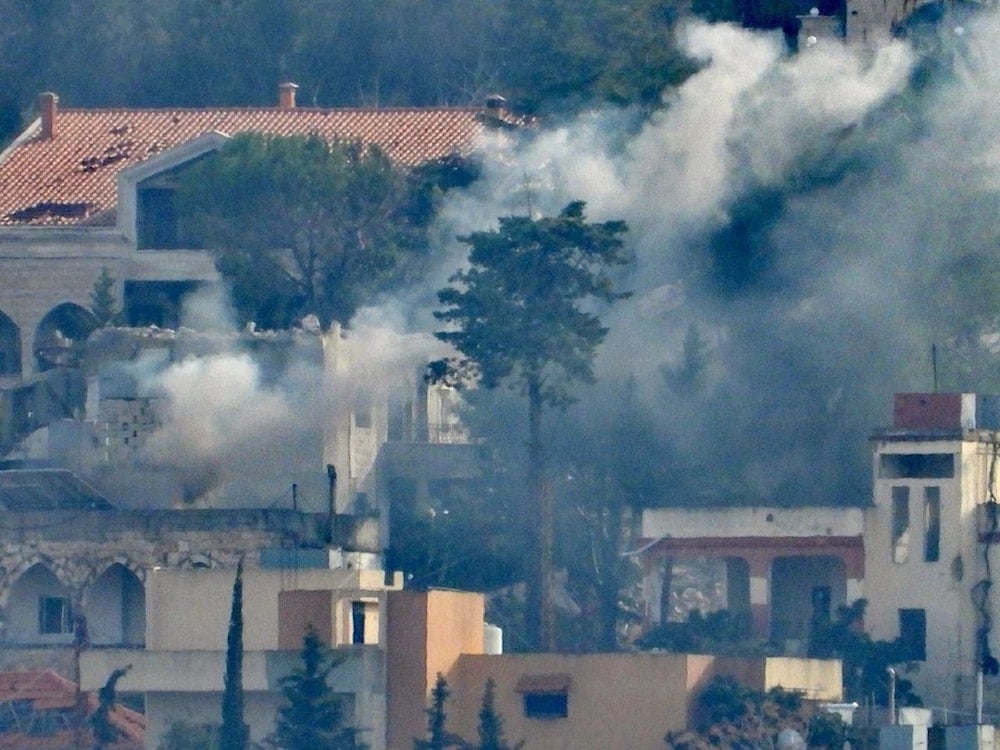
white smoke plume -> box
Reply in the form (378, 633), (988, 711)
(427, 15), (1000, 506)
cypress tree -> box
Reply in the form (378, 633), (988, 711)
(220, 559), (248, 750)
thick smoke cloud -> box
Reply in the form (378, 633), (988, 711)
(430, 15), (1000, 507)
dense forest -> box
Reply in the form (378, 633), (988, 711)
(0, 0), (711, 143)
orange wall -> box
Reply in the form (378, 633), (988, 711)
(451, 653), (692, 750)
(385, 589), (485, 750)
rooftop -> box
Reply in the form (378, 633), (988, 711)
(0, 90), (525, 227)
(0, 469), (115, 511)
(0, 669), (144, 748)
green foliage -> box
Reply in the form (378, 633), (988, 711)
(475, 678), (522, 750)
(89, 267), (120, 327)
(386, 472), (524, 593)
(414, 673), (466, 750)
(665, 677), (809, 750)
(434, 201), (631, 409)
(635, 609), (759, 655)
(157, 722), (220, 750)
(268, 625), (366, 750)
(809, 599), (922, 707)
(807, 711), (848, 750)
(91, 663), (132, 748)
(0, 0), (695, 121)
(176, 133), (428, 329)
(220, 559), (248, 750)
(434, 200), (631, 649)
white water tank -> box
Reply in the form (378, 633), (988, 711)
(484, 623), (503, 655)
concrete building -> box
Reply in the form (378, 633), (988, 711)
(82, 564), (403, 750)
(0, 467), (377, 676)
(385, 589), (843, 750)
(866, 393), (1000, 717)
(0, 86), (524, 387)
(637, 505), (865, 649)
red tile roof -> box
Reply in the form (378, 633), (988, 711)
(0, 669), (144, 749)
(0, 101), (523, 226)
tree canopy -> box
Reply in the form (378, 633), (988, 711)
(434, 201), (631, 650)
(176, 133), (435, 329)
(268, 625), (366, 750)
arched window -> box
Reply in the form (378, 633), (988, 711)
(33, 303), (97, 371)
(0, 310), (21, 377)
(87, 563), (145, 646)
(6, 564), (74, 644)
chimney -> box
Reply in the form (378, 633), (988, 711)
(278, 81), (299, 109)
(38, 92), (58, 139)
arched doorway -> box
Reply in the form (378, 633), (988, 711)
(33, 303), (97, 371)
(86, 563), (145, 647)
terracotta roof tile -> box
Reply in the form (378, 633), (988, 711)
(0, 670), (144, 748)
(0, 104), (525, 226)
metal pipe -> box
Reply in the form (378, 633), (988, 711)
(977, 667), (984, 725)
(887, 667), (896, 726)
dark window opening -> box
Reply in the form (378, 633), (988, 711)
(523, 693), (568, 719)
(891, 486), (910, 563)
(137, 188), (178, 249)
(899, 608), (926, 661)
(924, 487), (941, 562)
(880, 453), (955, 479)
(351, 601), (366, 644)
(38, 596), (72, 635)
(123, 280), (200, 328)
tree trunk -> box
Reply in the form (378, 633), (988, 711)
(596, 500), (625, 651)
(526, 377), (554, 651)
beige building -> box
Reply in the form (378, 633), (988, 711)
(865, 393), (1000, 717)
(81, 564), (403, 749)
(638, 505), (865, 648)
(385, 589), (842, 750)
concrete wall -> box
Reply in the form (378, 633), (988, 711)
(446, 653), (841, 750)
(385, 589), (486, 750)
(643, 506), (865, 540)
(451, 653), (693, 750)
(0, 229), (218, 380)
(865, 435), (996, 713)
(146, 567), (393, 651)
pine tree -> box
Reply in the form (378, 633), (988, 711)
(89, 267), (120, 327)
(220, 559), (248, 750)
(268, 624), (367, 750)
(434, 201), (631, 650)
(414, 673), (465, 750)
(476, 679), (522, 750)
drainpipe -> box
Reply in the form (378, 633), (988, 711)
(887, 667), (896, 725)
(326, 464), (337, 545)
(977, 667), (984, 725)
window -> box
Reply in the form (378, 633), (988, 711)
(137, 187), (179, 249)
(38, 596), (72, 635)
(516, 673), (570, 719)
(924, 487), (941, 562)
(880, 453), (955, 479)
(524, 693), (568, 719)
(351, 601), (366, 645)
(891, 486), (910, 563)
(899, 608), (927, 661)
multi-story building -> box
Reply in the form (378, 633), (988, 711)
(867, 393), (1000, 717)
